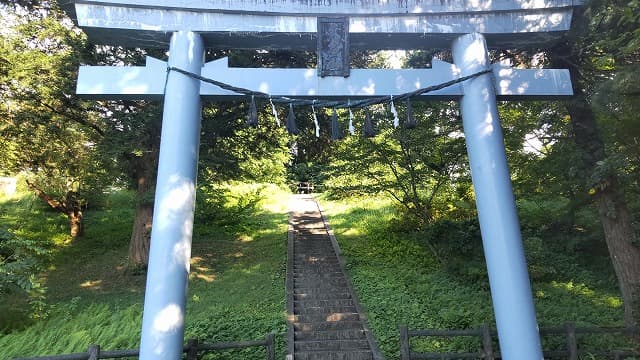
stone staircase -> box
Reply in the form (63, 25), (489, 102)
(287, 195), (383, 360)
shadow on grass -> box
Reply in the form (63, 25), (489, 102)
(316, 194), (626, 359)
(0, 184), (290, 359)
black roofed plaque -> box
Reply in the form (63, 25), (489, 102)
(317, 17), (350, 78)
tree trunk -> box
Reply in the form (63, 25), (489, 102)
(550, 37), (640, 327)
(26, 180), (85, 239)
(127, 150), (158, 268)
(68, 208), (84, 238)
(565, 96), (640, 328)
(593, 185), (640, 328)
(128, 203), (153, 267)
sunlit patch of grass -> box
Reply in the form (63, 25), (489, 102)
(545, 281), (623, 310)
(604, 296), (622, 308)
(2, 183), (290, 359)
(317, 192), (626, 359)
(189, 256), (218, 283)
(238, 234), (254, 242)
(79, 280), (103, 290)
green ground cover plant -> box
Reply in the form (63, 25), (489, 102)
(0, 183), (633, 360)
(0, 183), (289, 359)
(317, 193), (629, 359)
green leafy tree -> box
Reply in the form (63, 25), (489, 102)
(547, 0), (640, 327)
(95, 99), (162, 267)
(0, 4), (104, 238)
(0, 228), (48, 318)
(326, 101), (471, 227)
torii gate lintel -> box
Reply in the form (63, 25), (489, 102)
(77, 56), (573, 100)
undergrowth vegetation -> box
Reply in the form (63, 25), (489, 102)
(0, 183), (289, 359)
(0, 183), (633, 360)
(317, 193), (628, 359)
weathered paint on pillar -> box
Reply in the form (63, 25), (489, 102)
(452, 33), (543, 360)
(139, 31), (204, 360)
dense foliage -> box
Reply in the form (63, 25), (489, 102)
(0, 184), (289, 359)
(319, 194), (627, 359)
(0, 0), (639, 357)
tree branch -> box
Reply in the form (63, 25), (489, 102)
(36, 99), (105, 137)
(25, 179), (66, 212)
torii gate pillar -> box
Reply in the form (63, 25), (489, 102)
(138, 31), (204, 360)
(453, 33), (543, 360)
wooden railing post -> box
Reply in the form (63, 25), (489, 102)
(564, 322), (578, 360)
(186, 338), (199, 360)
(400, 325), (410, 360)
(87, 345), (100, 360)
(265, 333), (275, 360)
(481, 325), (495, 360)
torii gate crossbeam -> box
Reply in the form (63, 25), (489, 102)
(69, 1), (581, 359)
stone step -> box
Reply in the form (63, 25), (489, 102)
(293, 271), (343, 277)
(295, 339), (370, 352)
(295, 299), (355, 307)
(293, 256), (338, 262)
(293, 249), (335, 253)
(294, 277), (347, 284)
(289, 197), (380, 360)
(294, 257), (339, 262)
(293, 253), (337, 257)
(293, 275), (347, 282)
(294, 292), (352, 301)
(295, 329), (366, 341)
(293, 259), (339, 264)
(293, 271), (346, 281)
(293, 312), (360, 323)
(293, 261), (340, 267)
(294, 350), (374, 360)
(294, 281), (349, 289)
(293, 270), (344, 275)
(294, 248), (329, 252)
(294, 305), (358, 315)
(293, 272), (343, 277)
(294, 287), (350, 294)
(293, 246), (334, 249)
(294, 255), (336, 259)
(294, 321), (365, 332)
(294, 243), (332, 246)
(293, 286), (350, 294)
(293, 260), (340, 271)
(293, 263), (341, 269)
(294, 260), (340, 266)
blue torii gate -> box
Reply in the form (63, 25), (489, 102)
(69, 1), (580, 359)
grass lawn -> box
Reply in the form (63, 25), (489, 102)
(316, 193), (627, 359)
(0, 183), (290, 359)
(0, 185), (630, 360)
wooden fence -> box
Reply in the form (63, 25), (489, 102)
(296, 182), (315, 194)
(400, 323), (640, 360)
(13, 333), (275, 360)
